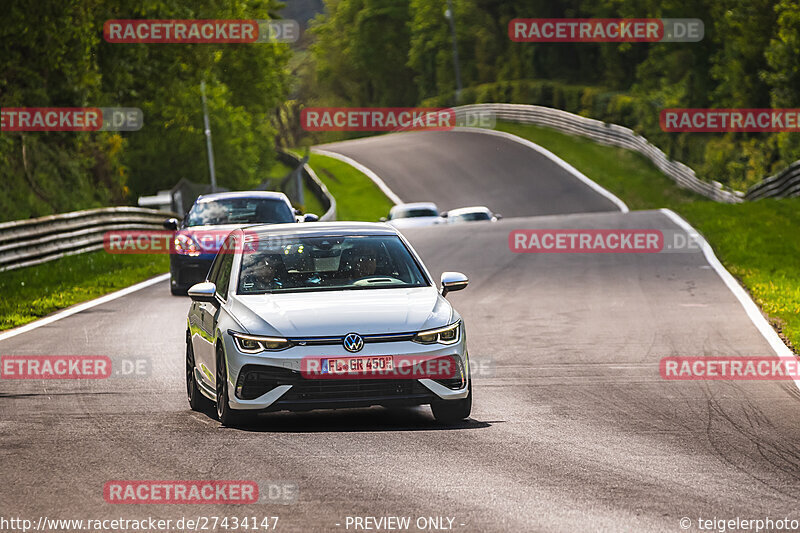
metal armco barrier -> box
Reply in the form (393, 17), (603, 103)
(452, 103), (745, 203)
(2, 163), (335, 272)
(0, 207), (175, 272)
(746, 160), (800, 201)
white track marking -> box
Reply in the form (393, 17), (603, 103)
(0, 273), (170, 343)
(454, 126), (630, 213)
(311, 148), (403, 205)
(660, 208), (798, 384)
(315, 135), (794, 370)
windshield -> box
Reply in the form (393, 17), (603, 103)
(453, 212), (491, 222)
(391, 208), (438, 219)
(238, 235), (429, 294)
(185, 198), (294, 227)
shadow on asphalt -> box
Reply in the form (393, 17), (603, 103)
(195, 406), (495, 433)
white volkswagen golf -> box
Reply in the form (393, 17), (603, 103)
(185, 222), (471, 426)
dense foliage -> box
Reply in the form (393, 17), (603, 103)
(0, 0), (291, 221)
(304, 0), (800, 191)
(2, 0), (797, 221)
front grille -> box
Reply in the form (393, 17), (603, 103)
(281, 378), (431, 401)
(286, 332), (416, 346)
(235, 365), (436, 408)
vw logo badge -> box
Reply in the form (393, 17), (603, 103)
(343, 333), (364, 353)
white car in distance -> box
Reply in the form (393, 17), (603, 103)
(445, 206), (502, 224)
(383, 202), (446, 229)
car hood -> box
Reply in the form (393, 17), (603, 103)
(229, 287), (454, 337)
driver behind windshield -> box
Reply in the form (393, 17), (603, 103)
(350, 243), (380, 279)
(240, 253), (287, 291)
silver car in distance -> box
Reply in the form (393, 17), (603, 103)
(185, 222), (471, 427)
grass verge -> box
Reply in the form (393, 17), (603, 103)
(0, 251), (169, 331)
(495, 121), (704, 209)
(264, 160), (325, 217)
(304, 152), (395, 221)
(495, 120), (800, 351)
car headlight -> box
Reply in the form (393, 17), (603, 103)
(230, 331), (292, 353)
(412, 321), (461, 345)
(174, 233), (200, 256)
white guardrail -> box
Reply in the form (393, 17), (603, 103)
(0, 207), (173, 272)
(452, 103), (745, 203)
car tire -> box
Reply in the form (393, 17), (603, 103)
(186, 334), (212, 412)
(171, 284), (186, 296)
(215, 343), (248, 427)
(431, 379), (472, 424)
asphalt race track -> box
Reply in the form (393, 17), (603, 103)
(319, 130), (621, 217)
(2, 130), (799, 532)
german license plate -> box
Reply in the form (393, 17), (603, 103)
(321, 356), (394, 375)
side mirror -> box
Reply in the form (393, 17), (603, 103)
(440, 271), (468, 297)
(188, 281), (217, 303)
(163, 218), (179, 230)
(294, 208), (302, 215)
(440, 212), (448, 218)
(379, 217), (388, 223)
(303, 213), (319, 222)
(494, 213), (503, 221)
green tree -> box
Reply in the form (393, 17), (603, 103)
(0, 0), (292, 221)
(764, 0), (800, 170)
(310, 0), (416, 106)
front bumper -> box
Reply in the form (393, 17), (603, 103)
(221, 334), (470, 412)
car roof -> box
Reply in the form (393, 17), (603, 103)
(389, 202), (439, 213)
(196, 191), (290, 202)
(243, 221), (401, 237)
(447, 206), (491, 216)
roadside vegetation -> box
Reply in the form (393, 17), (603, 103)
(1, 0), (291, 223)
(0, 252), (168, 330)
(263, 160), (325, 217)
(303, 152), (395, 221)
(301, 0), (800, 193)
(495, 121), (800, 351)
